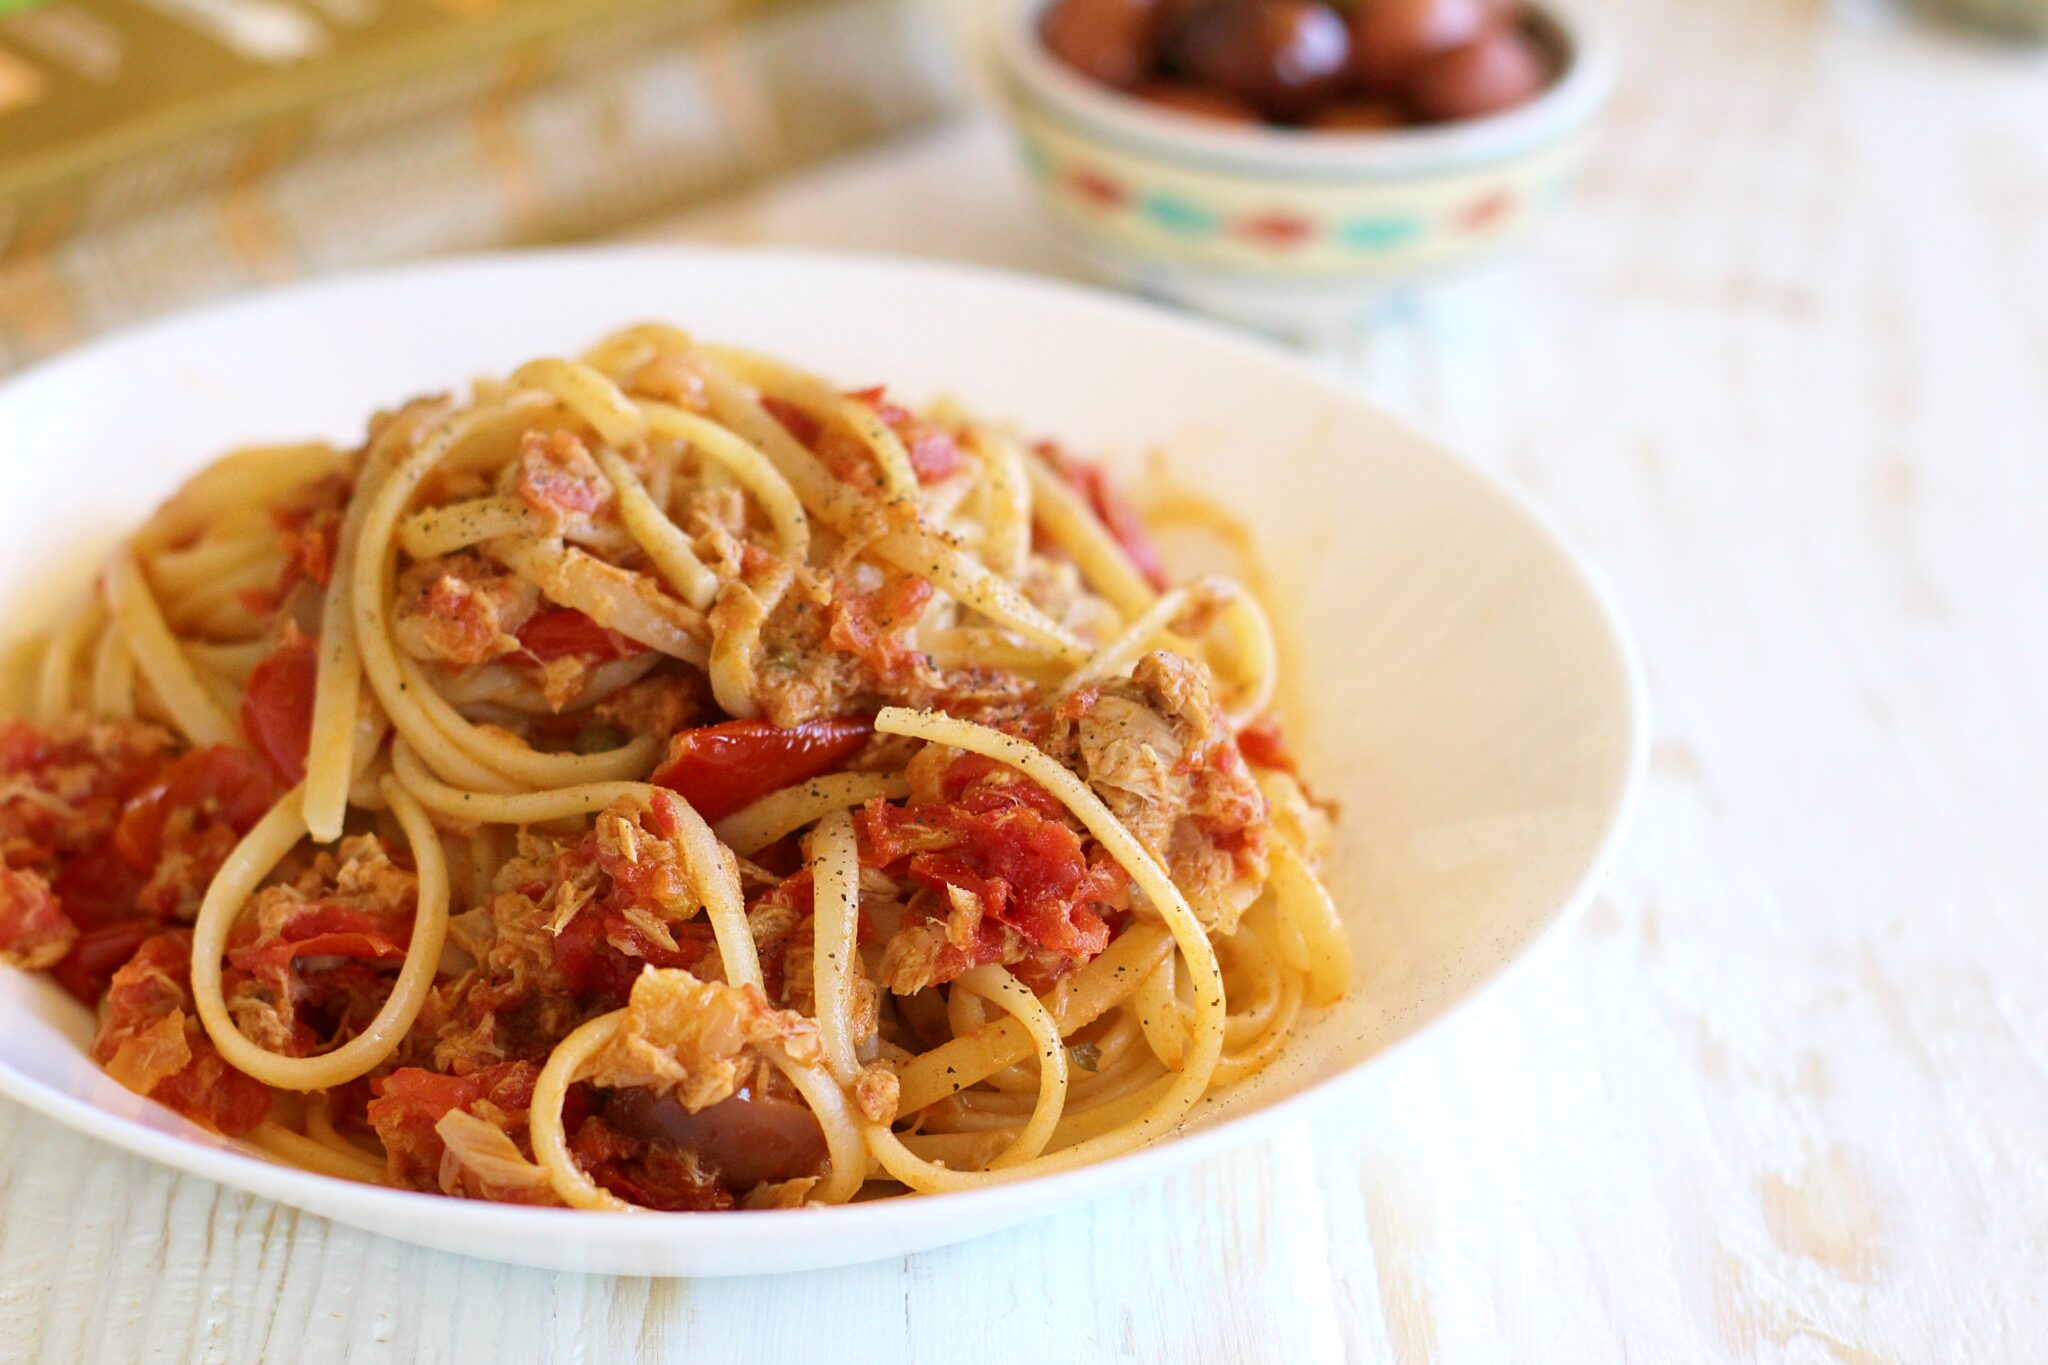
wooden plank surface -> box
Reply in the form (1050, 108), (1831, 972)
(4, 0), (2046, 1358)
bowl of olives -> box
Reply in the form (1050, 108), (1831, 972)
(997, 0), (1614, 336)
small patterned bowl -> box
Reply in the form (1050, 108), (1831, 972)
(994, 0), (1616, 338)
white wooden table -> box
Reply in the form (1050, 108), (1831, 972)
(5, 0), (2047, 1358)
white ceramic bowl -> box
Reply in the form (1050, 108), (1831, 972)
(995, 0), (1616, 338)
(0, 248), (1645, 1275)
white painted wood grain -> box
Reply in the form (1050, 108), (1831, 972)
(5, 0), (2047, 1358)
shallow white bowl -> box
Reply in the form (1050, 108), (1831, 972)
(0, 248), (1645, 1276)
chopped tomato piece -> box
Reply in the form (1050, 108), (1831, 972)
(766, 389), (963, 487)
(152, 1051), (273, 1137)
(651, 718), (872, 823)
(862, 774), (1127, 963)
(1235, 713), (1297, 773)
(369, 1062), (542, 1131)
(0, 718), (170, 869)
(274, 474), (349, 590)
(92, 930), (270, 1136)
(49, 916), (155, 1004)
(549, 904), (716, 1002)
(93, 745), (277, 924)
(905, 433), (962, 484)
(1037, 443), (1170, 591)
(847, 386), (963, 484)
(45, 848), (144, 929)
(512, 608), (649, 665)
(241, 629), (320, 784)
(371, 1066), (498, 1122)
(240, 473), (350, 615)
(760, 395), (822, 448)
(548, 910), (620, 998)
(113, 747), (277, 873)
(225, 901), (411, 978)
(825, 576), (932, 678)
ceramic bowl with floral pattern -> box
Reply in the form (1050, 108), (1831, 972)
(995, 0), (1616, 337)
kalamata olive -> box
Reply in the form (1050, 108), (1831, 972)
(1405, 25), (1548, 121)
(1307, 98), (1409, 130)
(604, 1086), (828, 1189)
(1347, 0), (1490, 91)
(1041, 0), (1164, 89)
(1164, 0), (1353, 120)
(1134, 79), (1266, 122)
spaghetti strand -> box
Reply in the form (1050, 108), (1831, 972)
(189, 777), (450, 1090)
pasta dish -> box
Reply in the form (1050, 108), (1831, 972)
(0, 325), (1346, 1210)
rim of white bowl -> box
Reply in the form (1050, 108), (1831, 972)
(997, 0), (1618, 180)
(0, 246), (1650, 1267)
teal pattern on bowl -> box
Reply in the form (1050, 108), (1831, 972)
(1140, 193), (1221, 237)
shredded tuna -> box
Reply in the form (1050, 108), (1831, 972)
(752, 568), (1033, 729)
(1051, 650), (1269, 932)
(103, 1010), (192, 1097)
(466, 802), (724, 1012)
(590, 670), (710, 739)
(512, 429), (611, 534)
(853, 1063), (900, 1125)
(742, 1176), (821, 1210)
(1017, 555), (1123, 645)
(626, 352), (711, 411)
(434, 1108), (556, 1200)
(368, 1061), (557, 1203)
(0, 866), (74, 970)
(392, 551), (541, 667)
(410, 880), (586, 1076)
(582, 967), (820, 1113)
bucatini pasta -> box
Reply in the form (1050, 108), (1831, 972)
(0, 325), (1347, 1210)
